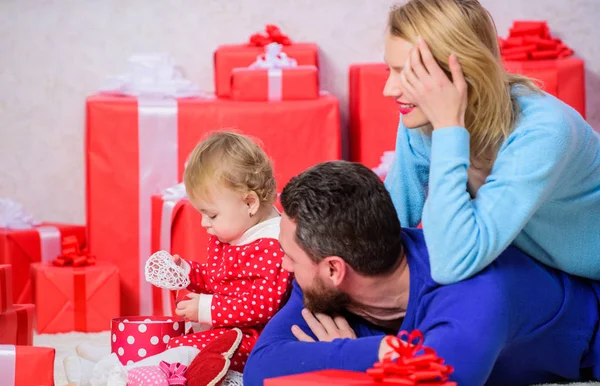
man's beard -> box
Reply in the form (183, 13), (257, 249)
(303, 275), (351, 314)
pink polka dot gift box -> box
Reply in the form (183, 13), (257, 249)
(111, 316), (185, 365)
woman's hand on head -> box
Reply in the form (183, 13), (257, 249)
(400, 37), (468, 130)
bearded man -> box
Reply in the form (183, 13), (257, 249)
(243, 161), (600, 386)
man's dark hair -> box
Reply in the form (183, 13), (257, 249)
(280, 160), (403, 276)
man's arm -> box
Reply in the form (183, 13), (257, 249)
(244, 282), (383, 386)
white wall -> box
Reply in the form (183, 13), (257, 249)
(1, 0), (598, 223)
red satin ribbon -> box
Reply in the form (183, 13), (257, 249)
(52, 236), (95, 267)
(0, 266), (11, 313)
(366, 330), (455, 386)
(159, 361), (187, 385)
(499, 21), (574, 61)
(248, 24), (292, 47)
(15, 306), (33, 345)
(73, 269), (87, 332)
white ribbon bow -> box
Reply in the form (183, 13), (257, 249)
(99, 53), (204, 99)
(0, 199), (41, 229)
(249, 42), (298, 69)
(372, 151), (396, 179)
(161, 182), (188, 202)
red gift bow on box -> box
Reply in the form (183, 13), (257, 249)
(52, 236), (96, 267)
(159, 361), (187, 385)
(248, 24), (292, 47)
(366, 330), (455, 386)
(499, 21), (574, 61)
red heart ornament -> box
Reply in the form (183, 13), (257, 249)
(186, 328), (243, 386)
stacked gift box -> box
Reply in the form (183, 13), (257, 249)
(1, 265), (55, 384)
(87, 25), (342, 317)
(0, 199), (121, 335)
(0, 265), (34, 346)
(500, 21), (585, 118)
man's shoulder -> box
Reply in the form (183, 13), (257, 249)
(433, 246), (552, 300)
(401, 227), (431, 275)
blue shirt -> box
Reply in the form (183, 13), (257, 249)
(384, 91), (600, 283)
(244, 228), (600, 386)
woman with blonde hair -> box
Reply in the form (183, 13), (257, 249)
(383, 0), (600, 284)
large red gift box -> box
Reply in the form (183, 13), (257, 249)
(0, 224), (86, 304)
(86, 94), (340, 316)
(0, 345), (55, 386)
(231, 66), (319, 101)
(215, 43), (319, 98)
(265, 370), (382, 386)
(31, 262), (120, 333)
(150, 194), (209, 316)
(501, 21), (585, 118)
(349, 64), (399, 169)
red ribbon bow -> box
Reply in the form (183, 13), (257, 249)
(499, 21), (574, 61)
(52, 235), (96, 267)
(159, 361), (187, 386)
(366, 330), (455, 386)
(248, 24), (292, 47)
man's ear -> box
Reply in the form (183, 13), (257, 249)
(244, 191), (261, 217)
(322, 256), (347, 287)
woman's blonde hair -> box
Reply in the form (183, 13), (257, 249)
(388, 0), (540, 164)
(184, 131), (277, 205)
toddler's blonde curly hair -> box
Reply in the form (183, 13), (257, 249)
(184, 131), (277, 205)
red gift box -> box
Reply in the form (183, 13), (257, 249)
(0, 304), (35, 346)
(503, 57), (585, 118)
(0, 264), (13, 313)
(349, 64), (400, 169)
(501, 21), (585, 118)
(0, 304), (35, 345)
(150, 193), (209, 316)
(0, 345), (55, 386)
(31, 261), (120, 333)
(231, 66), (319, 101)
(111, 316), (185, 365)
(14, 304), (34, 346)
(0, 307), (17, 345)
(86, 94), (340, 316)
(0, 223), (86, 304)
(215, 43), (318, 98)
(265, 370), (382, 386)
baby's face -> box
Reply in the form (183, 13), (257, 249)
(190, 185), (254, 244)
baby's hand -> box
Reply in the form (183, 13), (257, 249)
(172, 254), (182, 266)
(175, 293), (199, 322)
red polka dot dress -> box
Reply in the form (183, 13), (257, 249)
(167, 217), (292, 373)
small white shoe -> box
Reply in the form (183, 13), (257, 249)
(76, 343), (111, 363)
(64, 355), (95, 385)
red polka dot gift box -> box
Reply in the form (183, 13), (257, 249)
(111, 316), (185, 365)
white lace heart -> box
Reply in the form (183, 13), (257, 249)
(144, 250), (190, 290)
